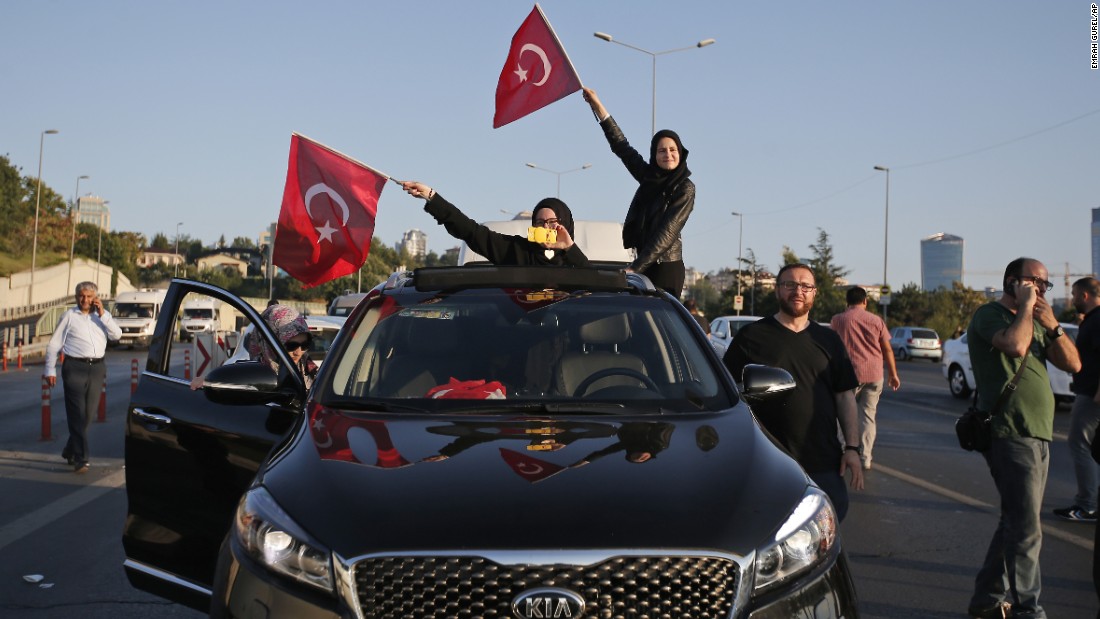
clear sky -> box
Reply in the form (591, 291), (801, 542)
(3, 1), (1098, 294)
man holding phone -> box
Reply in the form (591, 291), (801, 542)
(44, 281), (121, 473)
(966, 258), (1080, 619)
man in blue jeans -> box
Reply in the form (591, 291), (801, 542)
(967, 258), (1081, 619)
(1053, 277), (1100, 523)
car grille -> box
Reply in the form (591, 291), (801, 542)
(353, 554), (740, 618)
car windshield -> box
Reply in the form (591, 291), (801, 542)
(184, 308), (213, 319)
(911, 329), (938, 339)
(116, 302), (154, 318)
(320, 287), (732, 413)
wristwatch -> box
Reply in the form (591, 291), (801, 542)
(844, 444), (863, 457)
(1047, 325), (1065, 340)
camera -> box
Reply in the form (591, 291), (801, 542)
(527, 227), (557, 244)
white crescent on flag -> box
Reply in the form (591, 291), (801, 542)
(304, 183), (350, 243)
(518, 43), (551, 86)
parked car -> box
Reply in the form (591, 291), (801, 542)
(889, 326), (942, 362)
(122, 268), (859, 618)
(942, 323), (1077, 405)
(707, 315), (764, 357)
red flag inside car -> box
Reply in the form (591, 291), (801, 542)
(274, 133), (387, 288)
(493, 4), (582, 128)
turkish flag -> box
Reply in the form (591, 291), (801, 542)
(274, 133), (387, 288)
(493, 4), (582, 128)
(499, 447), (565, 483)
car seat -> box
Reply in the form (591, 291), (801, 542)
(555, 314), (647, 396)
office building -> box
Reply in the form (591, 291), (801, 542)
(74, 195), (110, 231)
(398, 229), (427, 259)
(921, 233), (964, 291)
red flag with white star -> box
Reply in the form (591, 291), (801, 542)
(493, 4), (582, 129)
(274, 133), (388, 288)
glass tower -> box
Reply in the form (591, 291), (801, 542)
(921, 233), (964, 291)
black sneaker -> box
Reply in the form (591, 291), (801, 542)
(1053, 505), (1098, 522)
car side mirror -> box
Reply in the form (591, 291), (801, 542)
(740, 364), (796, 399)
(201, 361), (297, 406)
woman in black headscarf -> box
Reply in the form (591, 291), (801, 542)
(401, 181), (589, 266)
(582, 87), (695, 296)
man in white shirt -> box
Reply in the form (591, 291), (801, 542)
(44, 281), (122, 473)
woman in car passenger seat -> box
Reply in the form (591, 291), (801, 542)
(400, 181), (590, 267)
(581, 86), (696, 297)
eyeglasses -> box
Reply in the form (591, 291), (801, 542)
(1017, 276), (1054, 292)
(534, 218), (560, 227)
(778, 281), (817, 293)
(284, 338), (310, 352)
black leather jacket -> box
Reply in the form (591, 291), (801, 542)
(600, 117), (696, 272)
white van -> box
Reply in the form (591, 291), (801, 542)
(113, 288), (169, 348)
(180, 297), (236, 341)
(457, 220), (633, 267)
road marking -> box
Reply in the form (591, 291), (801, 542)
(874, 462), (1094, 549)
(0, 450), (126, 553)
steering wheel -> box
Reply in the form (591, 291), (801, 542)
(573, 368), (660, 397)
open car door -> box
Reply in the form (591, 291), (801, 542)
(121, 280), (306, 611)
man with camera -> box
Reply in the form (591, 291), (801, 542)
(966, 258), (1080, 619)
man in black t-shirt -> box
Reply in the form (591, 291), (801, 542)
(723, 263), (863, 520)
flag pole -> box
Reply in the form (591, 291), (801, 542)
(292, 132), (393, 180)
(535, 3), (584, 88)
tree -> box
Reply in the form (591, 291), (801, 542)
(150, 233), (170, 250)
(806, 228), (850, 322)
(232, 236), (256, 249)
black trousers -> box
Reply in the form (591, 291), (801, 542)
(61, 358), (105, 464)
(640, 260), (685, 298)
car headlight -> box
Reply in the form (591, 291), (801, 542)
(234, 486), (334, 593)
(753, 487), (838, 593)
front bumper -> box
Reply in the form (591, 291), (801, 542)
(217, 536), (858, 619)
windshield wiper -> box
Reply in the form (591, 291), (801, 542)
(444, 402), (628, 415)
(321, 399), (431, 413)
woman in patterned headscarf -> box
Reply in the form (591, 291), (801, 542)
(247, 304), (319, 389)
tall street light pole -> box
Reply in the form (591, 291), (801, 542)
(525, 163), (592, 198)
(174, 222), (184, 277)
(874, 165), (890, 322)
(67, 174), (90, 292)
(95, 200), (109, 288)
(593, 33), (715, 136)
(731, 212), (744, 316)
(29, 129), (60, 307)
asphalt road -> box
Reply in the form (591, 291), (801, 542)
(0, 353), (1094, 617)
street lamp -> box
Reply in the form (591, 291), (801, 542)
(29, 129), (59, 306)
(873, 165), (890, 321)
(524, 163), (592, 198)
(731, 211), (744, 316)
(174, 222), (184, 277)
(95, 200), (109, 288)
(593, 32), (715, 135)
(67, 174), (90, 291)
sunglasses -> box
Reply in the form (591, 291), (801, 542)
(284, 338), (311, 352)
(533, 218), (560, 227)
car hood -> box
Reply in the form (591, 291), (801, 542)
(261, 405), (810, 559)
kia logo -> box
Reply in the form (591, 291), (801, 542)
(512, 587), (586, 618)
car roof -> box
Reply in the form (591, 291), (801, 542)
(377, 265), (658, 296)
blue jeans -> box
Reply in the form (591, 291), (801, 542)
(970, 436), (1049, 618)
(1069, 395), (1100, 512)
